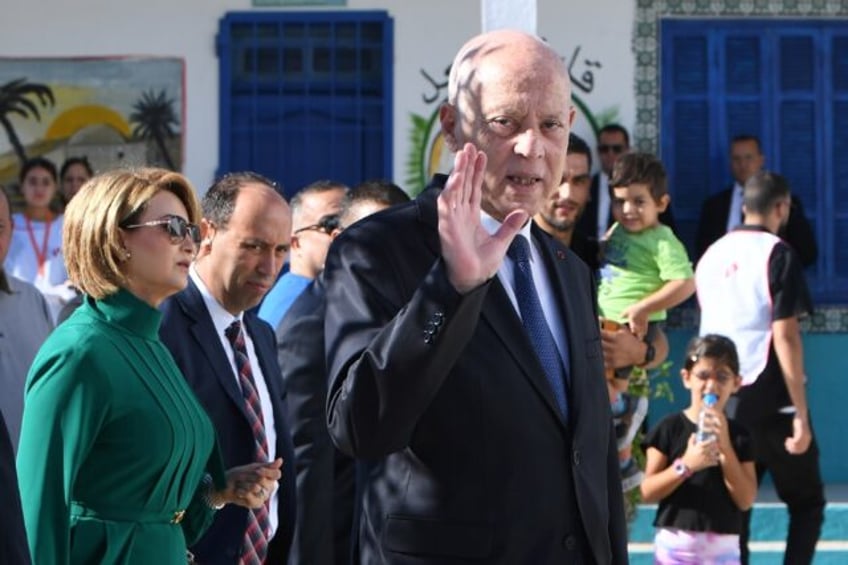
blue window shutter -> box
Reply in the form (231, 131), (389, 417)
(661, 20), (848, 302)
(780, 35), (815, 91)
(725, 36), (760, 95)
(661, 23), (713, 257)
(218, 11), (393, 197)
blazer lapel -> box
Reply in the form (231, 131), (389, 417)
(181, 280), (251, 422)
(419, 176), (570, 428)
(480, 263), (569, 430)
(533, 225), (586, 428)
(244, 314), (284, 407)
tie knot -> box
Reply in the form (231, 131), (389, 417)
(508, 235), (531, 265)
(225, 319), (243, 344)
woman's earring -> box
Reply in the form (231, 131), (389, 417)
(124, 249), (132, 260)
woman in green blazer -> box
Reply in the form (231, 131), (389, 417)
(16, 168), (283, 564)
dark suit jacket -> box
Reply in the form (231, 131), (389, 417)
(695, 187), (818, 266)
(1, 412), (30, 565)
(276, 276), (358, 565)
(160, 279), (296, 564)
(577, 172), (677, 243)
(322, 177), (627, 564)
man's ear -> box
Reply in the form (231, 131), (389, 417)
(439, 102), (460, 152)
(199, 218), (215, 247)
(290, 234), (302, 251)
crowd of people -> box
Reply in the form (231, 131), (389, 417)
(0, 28), (824, 565)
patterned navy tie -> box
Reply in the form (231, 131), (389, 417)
(225, 320), (271, 565)
(507, 235), (569, 417)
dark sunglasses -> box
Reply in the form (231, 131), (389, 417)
(598, 144), (626, 154)
(122, 215), (202, 245)
(692, 369), (734, 384)
(293, 214), (341, 235)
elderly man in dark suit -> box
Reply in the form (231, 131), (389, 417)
(695, 134), (817, 266)
(323, 30), (627, 564)
(160, 172), (296, 564)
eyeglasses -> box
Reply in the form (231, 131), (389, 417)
(692, 369), (734, 384)
(598, 144), (626, 154)
(122, 216), (202, 245)
(293, 214), (341, 236)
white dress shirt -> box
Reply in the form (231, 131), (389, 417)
(597, 173), (612, 241)
(726, 182), (745, 233)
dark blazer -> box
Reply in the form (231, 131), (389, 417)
(577, 172), (677, 243)
(323, 177), (628, 564)
(276, 277), (358, 565)
(695, 187), (818, 267)
(0, 412), (31, 565)
(160, 279), (296, 564)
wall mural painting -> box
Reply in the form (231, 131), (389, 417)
(405, 44), (618, 195)
(0, 57), (184, 189)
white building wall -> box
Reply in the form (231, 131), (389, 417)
(0, 0), (636, 191)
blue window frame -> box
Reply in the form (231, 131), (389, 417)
(661, 19), (848, 303)
(217, 11), (393, 198)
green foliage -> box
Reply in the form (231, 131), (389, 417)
(624, 361), (674, 518)
(404, 112), (430, 195)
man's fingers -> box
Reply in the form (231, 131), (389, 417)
(469, 148), (487, 209)
(497, 209), (529, 242)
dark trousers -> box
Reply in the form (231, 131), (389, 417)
(739, 412), (825, 565)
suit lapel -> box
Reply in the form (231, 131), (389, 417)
(534, 226), (586, 428)
(480, 278), (568, 429)
(181, 280), (252, 422)
(418, 177), (572, 429)
(244, 314), (284, 408)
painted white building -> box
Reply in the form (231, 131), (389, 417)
(0, 0), (636, 190)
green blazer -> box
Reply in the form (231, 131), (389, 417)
(17, 290), (224, 564)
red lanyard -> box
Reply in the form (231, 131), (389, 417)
(25, 215), (53, 277)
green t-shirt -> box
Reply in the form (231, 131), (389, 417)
(598, 223), (693, 323)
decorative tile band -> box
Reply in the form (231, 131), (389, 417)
(633, 1), (848, 332)
(632, 0), (848, 155)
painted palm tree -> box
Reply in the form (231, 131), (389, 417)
(129, 89), (179, 170)
(0, 78), (55, 166)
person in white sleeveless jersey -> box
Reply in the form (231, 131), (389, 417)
(695, 171), (824, 565)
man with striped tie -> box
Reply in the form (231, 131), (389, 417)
(161, 172), (296, 564)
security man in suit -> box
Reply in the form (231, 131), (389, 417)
(576, 124), (676, 246)
(323, 30), (627, 564)
(160, 172), (296, 564)
(695, 134), (817, 266)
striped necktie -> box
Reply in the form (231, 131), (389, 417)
(225, 320), (271, 565)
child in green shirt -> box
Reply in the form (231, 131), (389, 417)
(598, 153), (695, 492)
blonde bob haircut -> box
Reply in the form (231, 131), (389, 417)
(63, 167), (201, 299)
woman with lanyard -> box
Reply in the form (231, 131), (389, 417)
(6, 157), (75, 321)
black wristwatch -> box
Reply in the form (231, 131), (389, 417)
(641, 340), (656, 367)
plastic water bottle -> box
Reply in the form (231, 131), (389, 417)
(696, 392), (718, 443)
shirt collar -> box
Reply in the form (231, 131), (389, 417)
(732, 224), (771, 234)
(190, 265), (243, 337)
(479, 210), (534, 249)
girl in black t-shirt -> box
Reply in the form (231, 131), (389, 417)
(641, 334), (757, 564)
